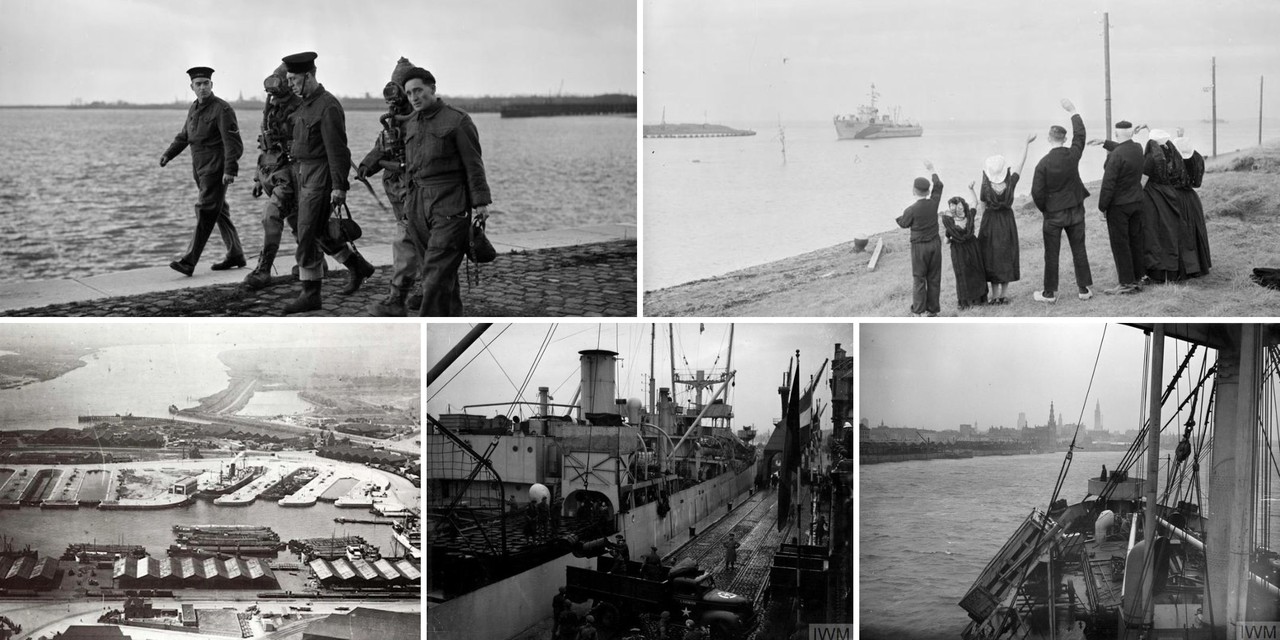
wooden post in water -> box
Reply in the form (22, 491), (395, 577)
(1103, 12), (1112, 139)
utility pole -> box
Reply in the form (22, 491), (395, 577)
(1103, 13), (1112, 139)
(1212, 57), (1218, 157)
(1261, 76), (1265, 146)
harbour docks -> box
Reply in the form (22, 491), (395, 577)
(0, 459), (397, 511)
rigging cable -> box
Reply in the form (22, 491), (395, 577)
(1047, 325), (1108, 507)
(508, 325), (557, 420)
(427, 324), (513, 404)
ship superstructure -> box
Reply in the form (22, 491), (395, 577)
(833, 84), (923, 140)
(426, 325), (760, 639)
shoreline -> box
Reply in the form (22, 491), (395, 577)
(645, 142), (1280, 317)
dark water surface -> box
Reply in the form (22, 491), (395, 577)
(0, 108), (635, 283)
(0, 472), (419, 558)
(860, 450), (1132, 640)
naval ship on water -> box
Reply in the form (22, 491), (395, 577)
(427, 325), (772, 638)
(833, 84), (923, 140)
(961, 324), (1280, 639)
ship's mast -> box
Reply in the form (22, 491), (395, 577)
(649, 324), (656, 416)
(1206, 324), (1262, 627)
(1140, 324), (1165, 629)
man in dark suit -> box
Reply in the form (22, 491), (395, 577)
(1031, 98), (1093, 303)
(895, 160), (943, 316)
(1094, 120), (1146, 294)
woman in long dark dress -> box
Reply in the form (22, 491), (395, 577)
(976, 134), (1037, 304)
(943, 196), (987, 309)
(1172, 135), (1211, 277)
(1140, 130), (1192, 281)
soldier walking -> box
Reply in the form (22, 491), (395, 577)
(160, 66), (246, 276)
(244, 64), (302, 290)
(279, 51), (376, 314)
(722, 533), (739, 572)
(399, 66), (492, 316)
(362, 57), (422, 316)
(551, 586), (568, 639)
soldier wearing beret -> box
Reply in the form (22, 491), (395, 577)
(360, 57), (421, 316)
(160, 66), (246, 276)
(280, 51), (376, 314)
(401, 66), (492, 316)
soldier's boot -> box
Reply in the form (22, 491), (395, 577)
(340, 252), (377, 295)
(283, 280), (322, 315)
(292, 260), (328, 280)
(405, 281), (423, 312)
(369, 284), (410, 317)
(243, 243), (279, 291)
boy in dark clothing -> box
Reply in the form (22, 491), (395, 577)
(895, 161), (944, 316)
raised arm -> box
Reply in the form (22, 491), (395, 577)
(1016, 133), (1036, 175)
(969, 181), (985, 217)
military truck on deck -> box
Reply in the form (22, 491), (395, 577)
(565, 556), (754, 638)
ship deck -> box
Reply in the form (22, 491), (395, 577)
(664, 486), (784, 613)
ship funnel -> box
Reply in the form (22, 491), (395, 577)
(579, 349), (619, 418)
(538, 387), (552, 416)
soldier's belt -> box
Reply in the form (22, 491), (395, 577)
(410, 172), (465, 188)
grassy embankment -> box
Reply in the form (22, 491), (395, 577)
(645, 140), (1280, 317)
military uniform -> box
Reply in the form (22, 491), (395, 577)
(244, 83), (302, 288)
(288, 82), (355, 280)
(402, 98), (492, 316)
(359, 113), (418, 296)
(162, 86), (245, 271)
(277, 51), (377, 313)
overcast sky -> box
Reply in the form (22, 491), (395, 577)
(0, 0), (637, 105)
(860, 323), (1233, 435)
(644, 0), (1279, 125)
(0, 321), (420, 353)
(428, 323), (850, 444)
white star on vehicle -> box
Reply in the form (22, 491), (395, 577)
(681, 606), (692, 618)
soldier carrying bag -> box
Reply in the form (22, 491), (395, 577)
(329, 201), (363, 243)
(468, 217), (496, 264)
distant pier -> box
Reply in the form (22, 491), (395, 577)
(643, 123), (757, 138)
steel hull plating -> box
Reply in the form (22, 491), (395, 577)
(834, 122), (923, 140)
(428, 463), (758, 640)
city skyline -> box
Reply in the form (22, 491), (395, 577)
(861, 324), (1217, 436)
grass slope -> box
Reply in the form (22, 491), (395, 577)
(644, 141), (1280, 317)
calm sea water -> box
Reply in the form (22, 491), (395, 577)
(0, 475), (418, 557)
(237, 390), (315, 417)
(644, 118), (1280, 290)
(0, 344), (230, 430)
(0, 108), (635, 283)
(858, 450), (1228, 640)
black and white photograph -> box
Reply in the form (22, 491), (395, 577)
(0, 0), (637, 318)
(860, 322), (1280, 639)
(0, 322), (422, 640)
(426, 323), (852, 639)
(642, 0), (1280, 318)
